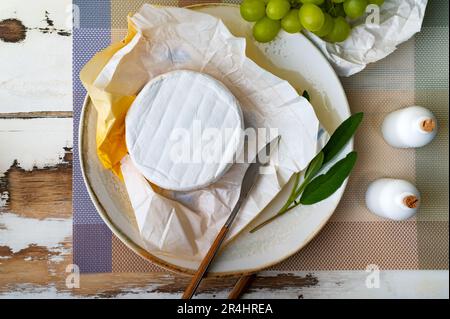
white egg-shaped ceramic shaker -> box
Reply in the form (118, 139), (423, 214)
(366, 178), (420, 221)
(382, 106), (437, 148)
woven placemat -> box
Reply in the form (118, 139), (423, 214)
(73, 0), (449, 273)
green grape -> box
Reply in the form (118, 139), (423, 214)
(321, 1), (345, 17)
(298, 3), (325, 31)
(314, 12), (334, 37)
(325, 16), (351, 42)
(299, 0), (324, 4)
(368, 0), (384, 5)
(281, 9), (302, 33)
(343, 0), (368, 19)
(266, 0), (291, 20)
(253, 17), (281, 42)
(334, 3), (346, 17)
(240, 0), (267, 22)
(331, 0), (345, 3)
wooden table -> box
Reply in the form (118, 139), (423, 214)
(0, 1), (448, 299)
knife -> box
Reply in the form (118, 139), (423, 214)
(182, 135), (280, 299)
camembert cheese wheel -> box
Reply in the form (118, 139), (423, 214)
(125, 70), (244, 191)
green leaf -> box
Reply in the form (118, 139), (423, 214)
(300, 151), (357, 205)
(322, 112), (363, 165)
(249, 112), (364, 233)
(304, 151), (324, 181)
(302, 90), (310, 102)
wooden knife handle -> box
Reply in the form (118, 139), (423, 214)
(182, 226), (229, 299)
(228, 274), (256, 299)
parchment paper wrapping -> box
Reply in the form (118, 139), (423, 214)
(305, 0), (428, 76)
(81, 5), (322, 260)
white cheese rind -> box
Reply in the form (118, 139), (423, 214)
(125, 70), (244, 191)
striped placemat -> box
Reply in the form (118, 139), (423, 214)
(73, 0), (448, 273)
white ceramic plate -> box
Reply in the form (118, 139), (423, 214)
(79, 4), (351, 276)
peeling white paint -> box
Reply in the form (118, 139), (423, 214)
(0, 118), (72, 176)
(113, 270), (450, 299)
(0, 0), (72, 112)
(48, 245), (68, 263)
(0, 285), (74, 299)
(0, 212), (71, 254)
(0, 270), (447, 299)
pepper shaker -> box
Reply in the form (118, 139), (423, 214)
(366, 178), (420, 220)
(382, 106), (437, 148)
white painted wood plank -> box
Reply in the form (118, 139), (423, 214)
(0, 270), (447, 299)
(0, 0), (72, 113)
(0, 212), (71, 260)
(0, 118), (72, 177)
(287, 270), (449, 299)
(141, 270), (449, 299)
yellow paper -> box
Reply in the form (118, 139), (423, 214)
(80, 18), (137, 177)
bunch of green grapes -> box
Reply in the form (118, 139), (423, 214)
(240, 0), (384, 43)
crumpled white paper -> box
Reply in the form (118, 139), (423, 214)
(93, 5), (321, 261)
(305, 0), (428, 76)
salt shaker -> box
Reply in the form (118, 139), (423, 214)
(382, 106), (437, 148)
(365, 178), (420, 221)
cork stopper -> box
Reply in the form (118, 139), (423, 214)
(420, 118), (435, 133)
(403, 195), (419, 209)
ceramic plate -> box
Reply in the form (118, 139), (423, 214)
(79, 4), (351, 276)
